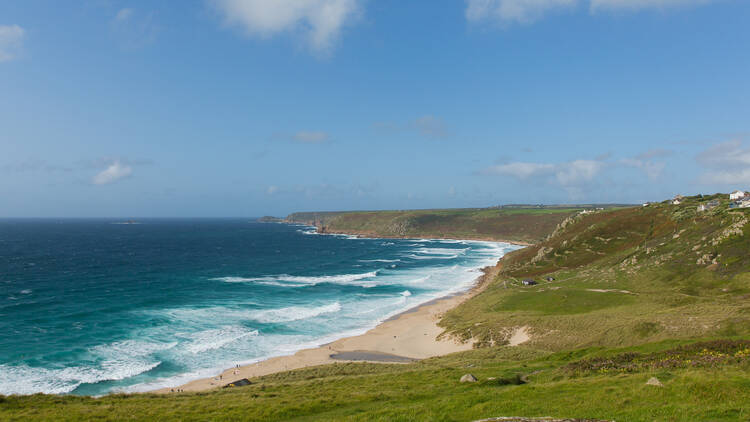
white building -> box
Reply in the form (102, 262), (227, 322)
(729, 190), (748, 200)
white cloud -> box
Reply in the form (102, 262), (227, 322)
(466, 0), (578, 24)
(110, 8), (159, 50)
(482, 159), (603, 186)
(485, 161), (555, 179)
(211, 0), (362, 53)
(590, 0), (715, 12)
(293, 131), (330, 143)
(554, 159), (603, 185)
(466, 0), (718, 25)
(0, 24), (25, 62)
(93, 160), (133, 185)
(115, 8), (134, 21)
(697, 140), (750, 185)
(266, 185), (279, 194)
(621, 148), (672, 180)
(411, 115), (449, 138)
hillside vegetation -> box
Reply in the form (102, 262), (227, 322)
(3, 195), (750, 421)
(441, 194), (750, 350)
(286, 208), (585, 244)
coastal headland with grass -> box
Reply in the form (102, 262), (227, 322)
(3, 193), (750, 421)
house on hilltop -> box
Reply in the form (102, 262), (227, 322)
(672, 194), (685, 205)
(730, 198), (750, 209)
(697, 200), (720, 212)
(729, 190), (748, 200)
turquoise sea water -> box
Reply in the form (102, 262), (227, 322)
(0, 219), (518, 396)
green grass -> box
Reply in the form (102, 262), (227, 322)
(493, 289), (636, 315)
(441, 202), (750, 351)
(2, 340), (749, 421)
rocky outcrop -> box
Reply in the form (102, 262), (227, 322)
(460, 373), (478, 383)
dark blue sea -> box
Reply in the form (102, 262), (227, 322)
(0, 219), (518, 395)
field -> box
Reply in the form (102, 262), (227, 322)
(3, 195), (750, 421)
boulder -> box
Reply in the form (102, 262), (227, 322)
(646, 377), (663, 387)
(460, 374), (478, 383)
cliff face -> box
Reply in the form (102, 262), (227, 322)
(284, 212), (345, 228)
(286, 208), (580, 244)
(257, 216), (283, 223)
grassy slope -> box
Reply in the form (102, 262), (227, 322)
(3, 196), (750, 421)
(287, 208), (581, 244)
(2, 342), (749, 421)
(439, 194), (750, 350)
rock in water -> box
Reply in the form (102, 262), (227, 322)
(460, 374), (478, 383)
(646, 377), (663, 387)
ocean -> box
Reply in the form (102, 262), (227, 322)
(0, 219), (519, 396)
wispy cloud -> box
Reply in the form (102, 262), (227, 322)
(1, 158), (72, 174)
(115, 8), (135, 21)
(696, 140), (750, 185)
(373, 115), (451, 139)
(466, 0), (718, 25)
(210, 0), (362, 54)
(293, 131), (330, 144)
(0, 24), (25, 62)
(590, 0), (716, 12)
(621, 148), (672, 180)
(466, 0), (576, 25)
(411, 115), (450, 138)
(110, 8), (159, 50)
(92, 160), (134, 185)
(482, 158), (604, 186)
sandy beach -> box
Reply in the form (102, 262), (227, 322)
(155, 264), (502, 394)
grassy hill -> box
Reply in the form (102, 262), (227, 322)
(286, 208), (587, 244)
(2, 195), (749, 421)
(439, 194), (750, 350)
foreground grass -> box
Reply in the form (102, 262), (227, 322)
(2, 340), (749, 421)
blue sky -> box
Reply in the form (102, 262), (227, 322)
(1, 0), (749, 217)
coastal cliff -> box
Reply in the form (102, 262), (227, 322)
(286, 208), (582, 245)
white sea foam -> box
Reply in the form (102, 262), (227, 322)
(182, 326), (259, 354)
(404, 254), (458, 260)
(0, 360), (162, 395)
(90, 339), (177, 358)
(357, 258), (400, 263)
(414, 247), (468, 256)
(250, 302), (342, 323)
(212, 270), (379, 286)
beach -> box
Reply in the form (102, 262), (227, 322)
(155, 264), (502, 393)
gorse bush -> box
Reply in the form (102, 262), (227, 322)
(566, 340), (750, 375)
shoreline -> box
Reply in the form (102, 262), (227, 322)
(286, 221), (534, 247)
(152, 245), (507, 394)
